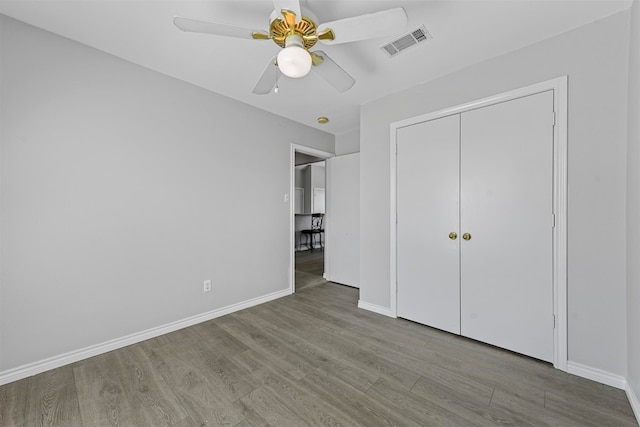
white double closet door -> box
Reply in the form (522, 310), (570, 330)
(397, 91), (554, 363)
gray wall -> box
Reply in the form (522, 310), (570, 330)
(335, 129), (360, 155)
(0, 15), (334, 372)
(294, 152), (324, 166)
(627, 0), (640, 405)
(294, 167), (305, 191)
(360, 11), (630, 376)
(303, 165), (312, 213)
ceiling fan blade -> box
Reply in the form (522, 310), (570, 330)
(173, 16), (267, 40)
(317, 7), (408, 45)
(252, 57), (281, 95)
(273, 0), (302, 23)
(310, 51), (355, 93)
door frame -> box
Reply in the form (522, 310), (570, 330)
(289, 143), (334, 294)
(389, 76), (568, 371)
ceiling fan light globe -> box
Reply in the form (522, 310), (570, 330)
(277, 46), (312, 78)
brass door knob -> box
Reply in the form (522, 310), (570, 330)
(449, 232), (457, 240)
(462, 233), (472, 241)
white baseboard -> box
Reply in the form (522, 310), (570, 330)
(627, 382), (640, 425)
(357, 300), (396, 318)
(0, 288), (291, 386)
(566, 361), (627, 389)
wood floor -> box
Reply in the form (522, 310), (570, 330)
(1, 269), (637, 426)
(295, 248), (326, 292)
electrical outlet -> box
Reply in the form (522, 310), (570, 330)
(203, 280), (212, 293)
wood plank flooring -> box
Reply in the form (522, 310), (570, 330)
(295, 249), (326, 291)
(1, 279), (637, 426)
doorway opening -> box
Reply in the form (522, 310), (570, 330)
(289, 144), (333, 293)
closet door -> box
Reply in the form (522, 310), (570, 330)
(397, 115), (460, 334)
(460, 91), (554, 362)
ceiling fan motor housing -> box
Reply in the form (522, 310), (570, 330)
(269, 8), (319, 49)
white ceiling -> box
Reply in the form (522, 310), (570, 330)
(0, 0), (632, 135)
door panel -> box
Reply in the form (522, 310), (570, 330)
(397, 115), (461, 334)
(326, 154), (360, 287)
(460, 91), (554, 362)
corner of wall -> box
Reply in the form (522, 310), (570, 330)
(627, 0), (640, 424)
(335, 128), (360, 156)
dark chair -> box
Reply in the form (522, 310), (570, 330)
(300, 213), (324, 250)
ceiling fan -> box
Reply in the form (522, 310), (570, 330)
(173, 0), (408, 94)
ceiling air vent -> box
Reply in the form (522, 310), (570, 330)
(381, 25), (432, 58)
